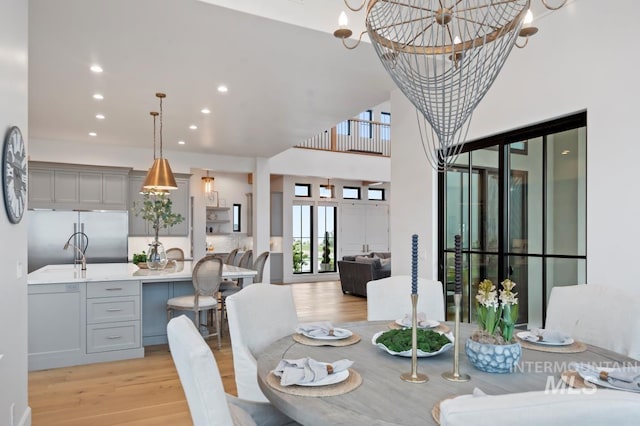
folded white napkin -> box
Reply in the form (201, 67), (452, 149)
(527, 328), (571, 343)
(401, 312), (430, 327)
(570, 362), (640, 392)
(296, 322), (349, 338)
(272, 357), (353, 386)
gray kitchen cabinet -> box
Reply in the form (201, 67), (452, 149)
(102, 173), (128, 207)
(28, 168), (54, 205)
(127, 170), (191, 237)
(79, 172), (102, 204)
(128, 173), (149, 236)
(142, 280), (193, 345)
(86, 280), (141, 354)
(54, 170), (80, 204)
(271, 192), (283, 236)
(28, 280), (144, 371)
(270, 253), (283, 283)
(28, 161), (130, 210)
(246, 193), (253, 236)
(167, 178), (189, 236)
(28, 282), (86, 370)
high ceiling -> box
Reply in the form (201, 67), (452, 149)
(28, 0), (395, 158)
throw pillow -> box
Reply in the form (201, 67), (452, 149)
(355, 256), (382, 269)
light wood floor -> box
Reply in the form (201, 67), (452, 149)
(28, 281), (367, 426)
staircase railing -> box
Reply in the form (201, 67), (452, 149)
(295, 119), (391, 157)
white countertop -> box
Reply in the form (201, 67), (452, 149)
(28, 261), (257, 285)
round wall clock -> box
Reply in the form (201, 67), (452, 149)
(3, 126), (27, 224)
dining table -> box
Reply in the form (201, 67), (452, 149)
(256, 320), (636, 426)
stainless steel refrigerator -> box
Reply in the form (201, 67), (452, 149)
(28, 210), (128, 272)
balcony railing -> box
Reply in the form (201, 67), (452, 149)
(295, 119), (391, 157)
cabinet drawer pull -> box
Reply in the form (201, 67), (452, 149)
(106, 335), (122, 340)
(105, 287), (123, 291)
(106, 308), (123, 312)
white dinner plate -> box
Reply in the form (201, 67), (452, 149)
(572, 364), (640, 393)
(298, 368), (350, 387)
(371, 330), (454, 357)
(300, 327), (353, 340)
(395, 318), (440, 329)
(516, 331), (574, 346)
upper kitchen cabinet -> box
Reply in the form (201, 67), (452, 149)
(271, 192), (283, 237)
(127, 170), (191, 237)
(28, 162), (130, 211)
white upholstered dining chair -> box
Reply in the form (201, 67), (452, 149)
(226, 284), (299, 402)
(165, 247), (185, 261)
(367, 275), (445, 321)
(167, 315), (296, 426)
(167, 255), (222, 349)
(438, 389), (640, 426)
(545, 284), (640, 360)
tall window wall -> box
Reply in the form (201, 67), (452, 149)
(438, 112), (587, 327)
(292, 203), (338, 274)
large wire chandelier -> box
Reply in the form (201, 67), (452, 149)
(334, 0), (567, 171)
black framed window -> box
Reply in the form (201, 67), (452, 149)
(359, 110), (373, 138)
(342, 186), (361, 199)
(232, 203), (241, 232)
(368, 188), (385, 200)
(294, 183), (311, 197)
(438, 112), (587, 326)
(381, 111), (391, 140)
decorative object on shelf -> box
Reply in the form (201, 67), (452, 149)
(202, 170), (216, 203)
(333, 0), (567, 171)
(400, 234), (428, 383)
(442, 234), (470, 382)
(465, 278), (521, 373)
(133, 192), (184, 270)
(142, 92), (178, 191)
(2, 126), (27, 224)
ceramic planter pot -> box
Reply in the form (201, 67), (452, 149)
(465, 338), (521, 373)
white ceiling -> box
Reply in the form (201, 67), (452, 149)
(28, 0), (395, 158)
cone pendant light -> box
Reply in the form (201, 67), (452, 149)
(143, 93), (178, 191)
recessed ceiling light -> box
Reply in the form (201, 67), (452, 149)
(201, 108), (211, 114)
(178, 140), (186, 145)
(89, 132), (97, 136)
(561, 150), (570, 155)
(96, 114), (105, 120)
(93, 93), (104, 100)
(217, 85), (228, 93)
(189, 124), (198, 130)
(90, 64), (103, 73)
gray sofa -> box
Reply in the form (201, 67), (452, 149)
(337, 252), (391, 297)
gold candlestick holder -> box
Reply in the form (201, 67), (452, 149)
(401, 293), (428, 383)
(442, 293), (471, 382)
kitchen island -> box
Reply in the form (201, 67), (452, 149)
(27, 261), (257, 371)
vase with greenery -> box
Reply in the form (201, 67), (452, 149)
(134, 192), (184, 269)
(465, 278), (521, 373)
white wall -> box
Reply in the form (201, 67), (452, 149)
(0, 0), (30, 424)
(390, 0), (640, 290)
